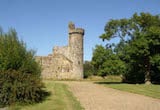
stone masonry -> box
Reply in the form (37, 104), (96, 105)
(36, 22), (84, 79)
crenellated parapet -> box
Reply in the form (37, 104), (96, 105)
(68, 22), (84, 35)
(69, 28), (84, 35)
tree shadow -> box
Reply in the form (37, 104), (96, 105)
(94, 81), (123, 85)
(39, 90), (52, 102)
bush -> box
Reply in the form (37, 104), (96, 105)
(0, 70), (45, 105)
(0, 29), (46, 107)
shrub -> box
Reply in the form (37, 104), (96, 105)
(0, 29), (46, 107)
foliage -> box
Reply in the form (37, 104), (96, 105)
(92, 45), (126, 77)
(0, 28), (46, 107)
(83, 61), (94, 78)
(91, 45), (108, 75)
(99, 12), (160, 84)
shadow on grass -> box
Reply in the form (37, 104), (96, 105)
(40, 90), (52, 102)
(94, 82), (123, 85)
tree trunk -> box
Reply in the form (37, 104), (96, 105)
(145, 71), (151, 85)
(144, 57), (151, 85)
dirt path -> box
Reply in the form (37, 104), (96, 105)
(62, 81), (160, 110)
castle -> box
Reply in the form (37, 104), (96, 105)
(36, 22), (84, 79)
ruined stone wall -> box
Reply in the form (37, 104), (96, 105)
(36, 54), (73, 79)
(36, 22), (84, 79)
(53, 46), (69, 59)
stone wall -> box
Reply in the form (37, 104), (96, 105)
(36, 22), (84, 79)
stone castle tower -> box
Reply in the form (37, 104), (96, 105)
(36, 22), (84, 79)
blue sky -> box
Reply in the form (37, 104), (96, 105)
(0, 0), (159, 61)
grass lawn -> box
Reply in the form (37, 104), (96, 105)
(9, 80), (83, 110)
(95, 75), (160, 99)
(103, 83), (160, 99)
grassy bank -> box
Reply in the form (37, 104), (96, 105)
(9, 81), (83, 110)
(95, 75), (160, 99)
(103, 83), (160, 99)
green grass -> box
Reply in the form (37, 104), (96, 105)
(9, 80), (83, 110)
(95, 75), (160, 99)
(104, 83), (160, 99)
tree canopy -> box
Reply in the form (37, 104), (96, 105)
(92, 45), (126, 77)
(93, 12), (160, 84)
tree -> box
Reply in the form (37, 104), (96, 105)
(0, 28), (48, 107)
(91, 45), (110, 75)
(100, 13), (160, 84)
(83, 61), (94, 78)
(92, 45), (126, 77)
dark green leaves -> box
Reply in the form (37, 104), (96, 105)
(98, 12), (160, 84)
(92, 45), (126, 76)
(0, 28), (47, 107)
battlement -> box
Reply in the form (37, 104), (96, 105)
(69, 28), (84, 35)
(68, 22), (84, 35)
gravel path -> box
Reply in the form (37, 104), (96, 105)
(62, 81), (160, 110)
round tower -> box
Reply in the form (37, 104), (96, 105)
(68, 22), (84, 79)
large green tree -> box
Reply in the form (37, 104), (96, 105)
(100, 13), (160, 84)
(92, 45), (126, 77)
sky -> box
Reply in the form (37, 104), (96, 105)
(0, 0), (159, 61)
